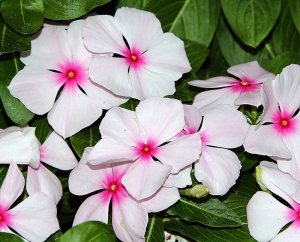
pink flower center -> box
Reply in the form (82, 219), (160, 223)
(67, 70), (76, 79)
(110, 183), (118, 192)
(130, 54), (138, 62)
(271, 110), (296, 136)
(229, 77), (260, 93)
(122, 47), (146, 70)
(135, 140), (158, 161)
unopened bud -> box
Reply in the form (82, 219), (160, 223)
(255, 166), (270, 193)
(182, 184), (209, 198)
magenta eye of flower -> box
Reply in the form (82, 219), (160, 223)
(281, 119), (288, 126)
(241, 81), (249, 86)
(110, 184), (117, 191)
(67, 70), (76, 80)
(130, 54), (138, 62)
(143, 146), (150, 153)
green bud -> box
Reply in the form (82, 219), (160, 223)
(182, 184), (209, 198)
(255, 166), (271, 193)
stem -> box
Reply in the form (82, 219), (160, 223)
(265, 43), (275, 59)
(251, 106), (258, 124)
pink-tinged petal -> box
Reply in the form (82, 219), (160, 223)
(7, 192), (59, 242)
(73, 192), (111, 225)
(260, 79), (280, 124)
(142, 33), (191, 77)
(122, 158), (172, 200)
(26, 164), (62, 204)
(100, 107), (140, 146)
(136, 97), (184, 145)
(200, 105), (249, 148)
(234, 89), (262, 106)
(22, 127), (40, 169)
(79, 79), (128, 110)
(155, 133), (201, 173)
(182, 105), (202, 133)
(193, 88), (240, 115)
(195, 147), (241, 195)
(189, 76), (237, 88)
(227, 61), (275, 83)
(83, 15), (125, 54)
(246, 191), (295, 242)
(273, 64), (300, 114)
(140, 186), (180, 213)
(112, 195), (148, 242)
(129, 67), (176, 100)
(8, 66), (63, 115)
(89, 56), (132, 96)
(244, 125), (291, 159)
(67, 20), (92, 67)
(40, 131), (77, 170)
(115, 7), (163, 53)
(164, 165), (192, 188)
(272, 221), (300, 242)
(0, 162), (24, 212)
(259, 161), (300, 205)
(87, 138), (138, 165)
(277, 132), (300, 181)
(0, 131), (32, 165)
(47, 84), (103, 138)
(21, 26), (72, 70)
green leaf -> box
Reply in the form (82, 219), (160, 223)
(216, 14), (272, 67)
(0, 232), (24, 242)
(221, 0), (281, 47)
(233, 173), (259, 199)
(32, 116), (53, 144)
(266, 51), (300, 74)
(172, 197), (242, 227)
(119, 98), (139, 111)
(0, 104), (11, 128)
(289, 0), (300, 34)
(0, 16), (30, 54)
(45, 231), (63, 242)
(185, 40), (209, 72)
(58, 221), (115, 242)
(44, 0), (111, 20)
(0, 53), (34, 124)
(235, 147), (259, 172)
(272, 0), (300, 55)
(1, 0), (44, 34)
(145, 216), (164, 242)
(116, 0), (149, 9)
(0, 165), (9, 186)
(70, 125), (100, 157)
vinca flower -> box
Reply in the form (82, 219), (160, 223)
(189, 61), (275, 114)
(8, 20), (127, 138)
(83, 7), (191, 100)
(0, 162), (59, 242)
(244, 64), (300, 181)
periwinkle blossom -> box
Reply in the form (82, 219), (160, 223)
(70, 149), (175, 242)
(83, 7), (191, 100)
(0, 162), (59, 242)
(8, 20), (127, 138)
(247, 161), (300, 241)
(189, 61), (275, 114)
(87, 97), (201, 200)
(244, 64), (300, 181)
(175, 104), (249, 195)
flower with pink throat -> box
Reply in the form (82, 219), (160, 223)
(244, 64), (300, 181)
(87, 97), (201, 200)
(8, 20), (127, 138)
(247, 161), (300, 241)
(189, 61), (275, 114)
(83, 7), (191, 100)
(0, 162), (59, 241)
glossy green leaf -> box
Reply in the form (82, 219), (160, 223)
(172, 197), (242, 227)
(32, 116), (53, 144)
(44, 0), (111, 20)
(289, 0), (300, 34)
(0, 165), (9, 186)
(0, 16), (30, 54)
(185, 40), (209, 72)
(216, 15), (272, 67)
(266, 51), (300, 74)
(70, 125), (100, 157)
(116, 0), (149, 9)
(145, 216), (164, 242)
(1, 0), (44, 34)
(45, 231), (63, 242)
(58, 221), (115, 242)
(0, 53), (34, 124)
(221, 0), (281, 47)
(119, 98), (139, 111)
(233, 173), (259, 199)
(0, 105), (11, 128)
(0, 233), (23, 242)
(238, 150), (259, 172)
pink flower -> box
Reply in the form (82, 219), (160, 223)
(8, 20), (127, 138)
(177, 104), (249, 195)
(189, 61), (275, 114)
(247, 161), (300, 241)
(0, 162), (59, 241)
(83, 7), (191, 100)
(244, 64), (300, 181)
(87, 97), (201, 200)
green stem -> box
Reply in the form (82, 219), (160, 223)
(251, 106), (258, 124)
(265, 43), (275, 59)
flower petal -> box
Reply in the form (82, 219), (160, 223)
(26, 164), (62, 204)
(189, 76), (236, 88)
(195, 146), (241, 195)
(247, 191), (295, 242)
(8, 66), (63, 115)
(234, 89), (262, 106)
(272, 221), (300, 242)
(164, 165), (192, 188)
(183, 105), (202, 133)
(22, 127), (40, 169)
(47, 84), (103, 138)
